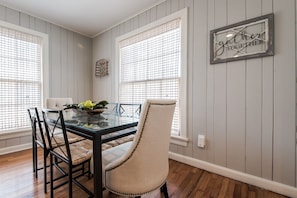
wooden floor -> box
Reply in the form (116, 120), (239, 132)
(0, 148), (289, 198)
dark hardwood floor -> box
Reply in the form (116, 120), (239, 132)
(0, 148), (289, 198)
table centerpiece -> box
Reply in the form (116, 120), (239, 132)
(64, 99), (108, 116)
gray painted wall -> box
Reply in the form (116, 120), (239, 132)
(0, 5), (92, 153)
(0, 0), (295, 191)
(92, 0), (296, 188)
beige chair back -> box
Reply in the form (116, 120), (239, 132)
(104, 99), (176, 195)
(46, 98), (73, 110)
(46, 98), (74, 119)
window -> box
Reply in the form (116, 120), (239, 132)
(0, 21), (48, 134)
(116, 9), (188, 145)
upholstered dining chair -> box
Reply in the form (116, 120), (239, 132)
(42, 109), (93, 198)
(46, 98), (85, 139)
(46, 97), (73, 110)
(101, 99), (176, 198)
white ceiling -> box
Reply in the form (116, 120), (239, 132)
(0, 0), (164, 38)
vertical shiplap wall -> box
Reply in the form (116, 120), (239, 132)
(273, 0), (296, 186)
(0, 5), (92, 151)
(93, 0), (296, 188)
(0, 5), (92, 103)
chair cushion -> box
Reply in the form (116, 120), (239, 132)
(45, 132), (84, 149)
(52, 140), (92, 165)
(102, 142), (132, 166)
(100, 142), (132, 185)
(105, 135), (135, 147)
(80, 139), (92, 150)
(89, 141), (131, 174)
(79, 139), (114, 151)
(67, 133), (85, 142)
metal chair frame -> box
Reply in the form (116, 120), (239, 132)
(42, 109), (93, 198)
(118, 103), (142, 117)
(28, 107), (52, 193)
(28, 107), (70, 193)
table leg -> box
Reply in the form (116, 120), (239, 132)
(93, 133), (103, 198)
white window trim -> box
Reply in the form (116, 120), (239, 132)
(115, 8), (188, 146)
(0, 20), (49, 138)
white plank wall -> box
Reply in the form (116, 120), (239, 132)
(245, 0), (262, 178)
(226, 0), (246, 173)
(261, 0), (274, 181)
(0, 5), (92, 102)
(192, 0), (208, 162)
(0, 5), (92, 152)
(213, 0), (228, 168)
(206, 0), (215, 164)
(273, 0), (296, 186)
(93, 0), (297, 188)
(295, 0), (297, 187)
(0, 0), (295, 193)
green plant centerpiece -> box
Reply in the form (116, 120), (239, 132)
(64, 99), (108, 116)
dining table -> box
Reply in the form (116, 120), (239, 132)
(63, 111), (139, 198)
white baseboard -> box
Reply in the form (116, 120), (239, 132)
(169, 152), (297, 198)
(0, 143), (31, 155)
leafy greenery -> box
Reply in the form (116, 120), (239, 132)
(64, 100), (108, 110)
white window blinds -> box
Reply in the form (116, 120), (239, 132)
(0, 26), (42, 133)
(119, 19), (181, 136)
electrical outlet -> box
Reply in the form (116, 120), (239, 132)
(197, 134), (205, 148)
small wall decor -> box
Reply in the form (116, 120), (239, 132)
(210, 13), (274, 64)
(95, 59), (109, 77)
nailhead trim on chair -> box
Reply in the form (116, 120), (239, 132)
(105, 102), (175, 196)
(107, 103), (172, 171)
(105, 104), (151, 171)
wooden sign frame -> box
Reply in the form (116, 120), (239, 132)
(210, 13), (274, 64)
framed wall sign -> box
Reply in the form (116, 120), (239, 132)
(95, 59), (109, 77)
(210, 13), (274, 64)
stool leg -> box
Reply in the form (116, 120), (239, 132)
(50, 154), (54, 198)
(32, 138), (37, 177)
(44, 150), (47, 193)
(69, 163), (73, 198)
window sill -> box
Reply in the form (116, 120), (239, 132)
(170, 135), (188, 147)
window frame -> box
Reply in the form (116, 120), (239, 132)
(115, 8), (188, 146)
(0, 20), (49, 138)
